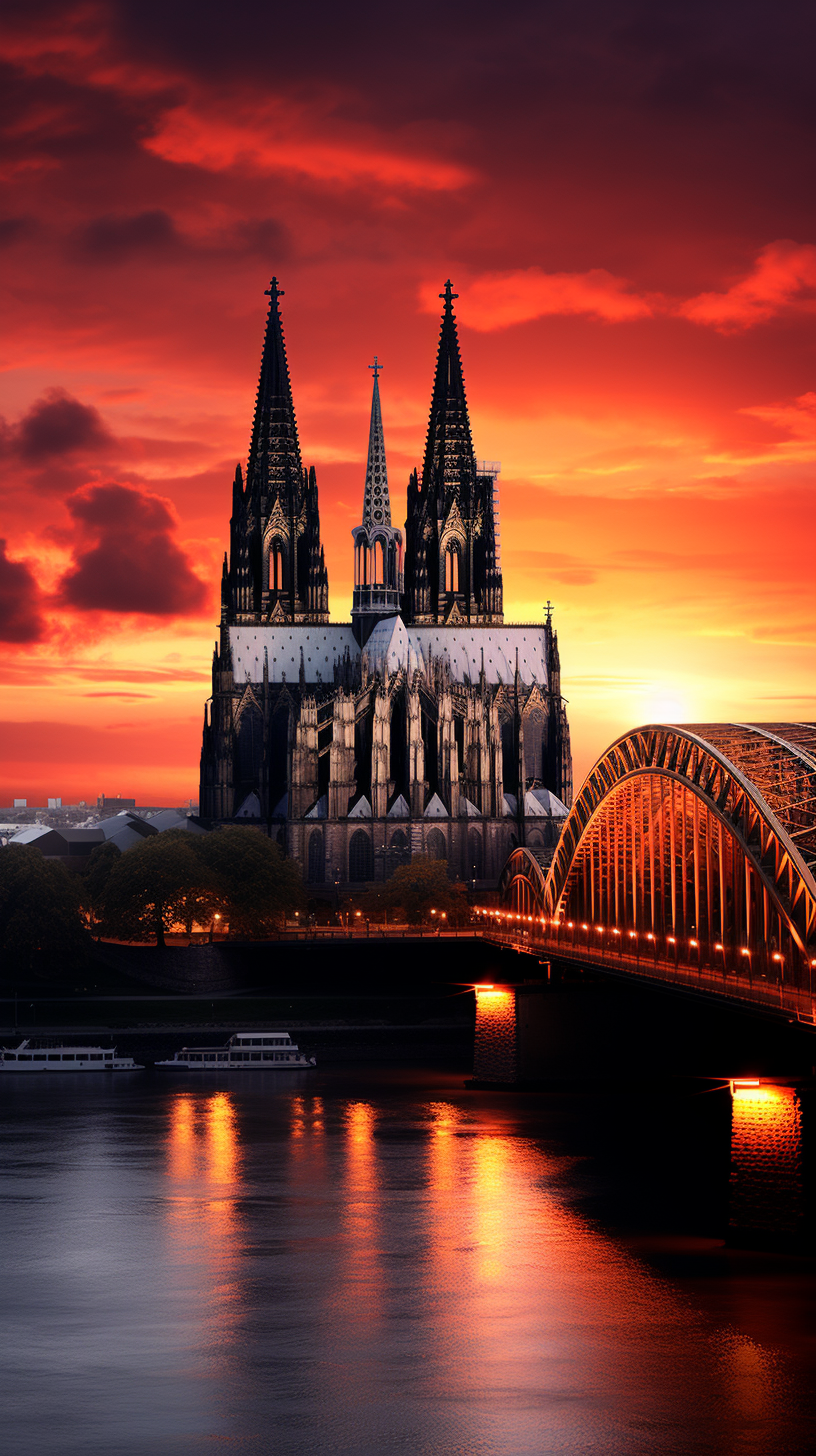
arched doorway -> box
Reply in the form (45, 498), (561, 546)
(426, 828), (447, 861)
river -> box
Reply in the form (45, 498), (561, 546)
(1, 1067), (814, 1455)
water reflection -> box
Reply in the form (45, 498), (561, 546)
(1, 1077), (813, 1455)
(165, 1092), (242, 1335)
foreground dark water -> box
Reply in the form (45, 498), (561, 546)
(1, 1068), (814, 1456)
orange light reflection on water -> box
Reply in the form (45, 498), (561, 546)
(165, 1092), (243, 1334)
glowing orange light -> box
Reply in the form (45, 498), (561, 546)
(690, 939), (698, 947)
(628, 931), (636, 938)
(668, 936), (676, 943)
(595, 925), (602, 932)
(715, 942), (723, 950)
(732, 1078), (761, 1089)
(474, 983), (495, 992)
(581, 923), (588, 930)
(773, 953), (783, 962)
(646, 933), (654, 940)
(567, 921), (574, 928)
(612, 928), (621, 935)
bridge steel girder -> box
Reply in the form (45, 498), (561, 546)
(539, 726), (816, 964)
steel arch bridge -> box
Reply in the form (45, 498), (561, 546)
(491, 724), (816, 1023)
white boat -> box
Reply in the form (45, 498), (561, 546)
(156, 1030), (315, 1070)
(0, 1038), (143, 1072)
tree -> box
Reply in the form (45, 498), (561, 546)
(191, 826), (306, 937)
(82, 840), (121, 933)
(369, 856), (470, 925)
(0, 844), (89, 980)
(100, 830), (214, 946)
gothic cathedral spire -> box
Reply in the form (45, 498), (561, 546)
(404, 281), (503, 626)
(222, 279), (329, 626)
(352, 357), (404, 644)
(246, 277), (302, 503)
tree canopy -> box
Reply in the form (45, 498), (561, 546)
(95, 825), (305, 943)
(99, 830), (212, 946)
(364, 856), (470, 925)
(0, 844), (89, 979)
(191, 827), (305, 937)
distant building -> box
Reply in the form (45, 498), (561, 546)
(97, 795), (137, 818)
(47, 798), (62, 809)
(201, 279), (572, 888)
(13, 799), (26, 809)
(8, 809), (207, 871)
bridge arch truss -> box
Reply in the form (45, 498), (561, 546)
(498, 724), (816, 1006)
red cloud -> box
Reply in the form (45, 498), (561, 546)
(421, 268), (654, 330)
(59, 483), (207, 617)
(679, 241), (816, 331)
(0, 539), (46, 642)
(145, 99), (474, 191)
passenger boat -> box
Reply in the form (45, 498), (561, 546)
(156, 1030), (315, 1070)
(0, 1038), (143, 1072)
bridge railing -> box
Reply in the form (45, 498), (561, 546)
(475, 914), (816, 1025)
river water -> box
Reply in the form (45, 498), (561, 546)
(1, 1067), (814, 1456)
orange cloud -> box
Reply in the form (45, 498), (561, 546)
(421, 267), (653, 329)
(680, 240), (816, 331)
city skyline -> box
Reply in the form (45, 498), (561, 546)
(1, 0), (813, 805)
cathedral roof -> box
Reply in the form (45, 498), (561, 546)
(228, 620), (549, 687)
(246, 278), (302, 500)
(363, 616), (549, 687)
(524, 787), (569, 818)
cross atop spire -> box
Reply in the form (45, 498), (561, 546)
(439, 279), (459, 307)
(246, 276), (301, 503)
(361, 360), (390, 529)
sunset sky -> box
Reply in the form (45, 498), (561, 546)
(1, 0), (814, 806)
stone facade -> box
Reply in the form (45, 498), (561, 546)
(200, 279), (572, 890)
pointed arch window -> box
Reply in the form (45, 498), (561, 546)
(445, 544), (460, 594)
(270, 541), (285, 591)
(373, 539), (385, 586)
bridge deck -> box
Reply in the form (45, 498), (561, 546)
(480, 925), (816, 1027)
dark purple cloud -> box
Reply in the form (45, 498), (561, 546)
(59, 482), (207, 616)
(74, 209), (180, 262)
(0, 540), (46, 642)
(8, 388), (115, 463)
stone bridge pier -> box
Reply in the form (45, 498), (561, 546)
(729, 1079), (814, 1248)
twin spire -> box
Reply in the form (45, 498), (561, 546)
(226, 275), (501, 633)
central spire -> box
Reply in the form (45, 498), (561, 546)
(351, 358), (403, 644)
(246, 278), (302, 501)
(422, 278), (475, 502)
(361, 357), (392, 530)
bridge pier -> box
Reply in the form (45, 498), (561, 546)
(729, 1079), (813, 1248)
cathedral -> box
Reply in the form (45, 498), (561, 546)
(200, 279), (572, 889)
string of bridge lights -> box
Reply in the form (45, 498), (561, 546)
(472, 908), (816, 969)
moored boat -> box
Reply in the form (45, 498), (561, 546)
(156, 1030), (315, 1070)
(0, 1038), (143, 1072)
